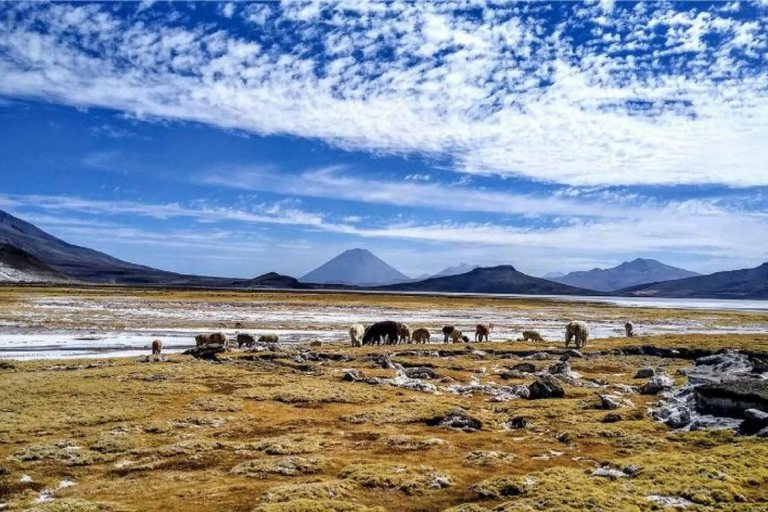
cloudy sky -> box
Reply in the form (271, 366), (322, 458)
(1, 0), (767, 279)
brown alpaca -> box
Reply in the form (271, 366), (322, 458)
(151, 339), (162, 355)
(411, 328), (431, 344)
(475, 323), (494, 342)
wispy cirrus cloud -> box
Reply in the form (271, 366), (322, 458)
(200, 165), (648, 220)
(0, 2), (766, 187)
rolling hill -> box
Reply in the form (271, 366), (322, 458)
(620, 263), (768, 299)
(378, 265), (598, 295)
(552, 258), (699, 292)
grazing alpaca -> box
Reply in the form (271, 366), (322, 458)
(234, 322), (245, 329)
(521, 330), (544, 342)
(218, 322), (228, 329)
(624, 321), (634, 338)
(565, 321), (590, 349)
(209, 332), (230, 350)
(475, 323), (493, 342)
(258, 334), (279, 343)
(411, 328), (430, 344)
(362, 321), (400, 346)
(151, 339), (162, 355)
(449, 329), (466, 343)
(195, 334), (211, 347)
(397, 323), (412, 344)
(237, 333), (256, 349)
(442, 325), (455, 343)
(349, 324), (365, 347)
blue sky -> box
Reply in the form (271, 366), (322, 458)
(0, 1), (767, 279)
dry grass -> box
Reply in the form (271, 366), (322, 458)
(1, 287), (767, 510)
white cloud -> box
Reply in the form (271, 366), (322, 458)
(2, 191), (767, 275)
(0, 2), (765, 186)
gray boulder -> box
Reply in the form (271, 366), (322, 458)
(634, 367), (655, 379)
(640, 374), (674, 395)
(528, 375), (565, 400)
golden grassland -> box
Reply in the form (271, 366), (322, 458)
(1, 286), (768, 511)
(1, 334), (767, 511)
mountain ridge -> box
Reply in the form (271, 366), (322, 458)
(377, 265), (599, 296)
(619, 262), (768, 299)
(552, 258), (699, 292)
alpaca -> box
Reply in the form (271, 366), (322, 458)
(349, 324), (365, 347)
(565, 321), (590, 349)
(362, 321), (399, 346)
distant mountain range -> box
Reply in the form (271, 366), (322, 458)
(1, 210), (766, 298)
(550, 258), (700, 292)
(378, 265), (596, 295)
(300, 248), (410, 285)
(621, 263), (768, 299)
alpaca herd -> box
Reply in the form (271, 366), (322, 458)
(151, 319), (637, 355)
(348, 319), (635, 349)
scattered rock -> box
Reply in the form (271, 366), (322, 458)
(403, 367), (438, 379)
(446, 381), (528, 401)
(525, 352), (550, 360)
(527, 375), (565, 399)
(599, 394), (621, 410)
(342, 369), (364, 382)
(555, 432), (571, 444)
(738, 408), (768, 435)
(646, 495), (694, 508)
(507, 416), (528, 429)
(309, 341), (323, 348)
(510, 362), (536, 373)
(183, 345), (225, 360)
(694, 378), (768, 417)
(634, 367), (655, 379)
(663, 408), (692, 429)
(640, 374), (674, 395)
(592, 466), (640, 480)
(498, 370), (525, 380)
(369, 354), (400, 370)
(601, 413), (622, 423)
(427, 408), (483, 432)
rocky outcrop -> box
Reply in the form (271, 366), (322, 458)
(694, 379), (768, 417)
(528, 375), (565, 399)
(640, 374), (674, 395)
(650, 349), (768, 435)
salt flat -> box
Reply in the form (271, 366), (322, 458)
(1, 287), (767, 360)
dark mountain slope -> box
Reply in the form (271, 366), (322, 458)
(0, 243), (70, 283)
(377, 265), (598, 295)
(620, 263), (768, 299)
